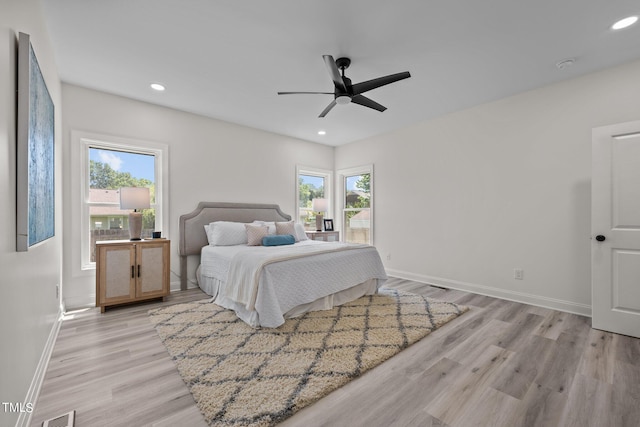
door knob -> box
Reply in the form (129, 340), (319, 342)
(595, 235), (606, 242)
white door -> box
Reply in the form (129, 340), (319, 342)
(592, 120), (640, 338)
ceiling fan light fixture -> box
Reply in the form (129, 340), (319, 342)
(335, 95), (351, 105)
(278, 55), (411, 117)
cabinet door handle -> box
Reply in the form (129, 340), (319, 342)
(137, 265), (141, 277)
(131, 265), (135, 278)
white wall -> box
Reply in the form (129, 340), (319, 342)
(0, 1), (63, 426)
(61, 84), (334, 308)
(336, 59), (640, 315)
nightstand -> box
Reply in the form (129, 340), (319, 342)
(95, 239), (170, 312)
(305, 231), (340, 242)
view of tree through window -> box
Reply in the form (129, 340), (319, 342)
(344, 173), (370, 244)
(298, 174), (325, 230)
(88, 147), (155, 261)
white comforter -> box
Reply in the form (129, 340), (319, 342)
(199, 240), (388, 327)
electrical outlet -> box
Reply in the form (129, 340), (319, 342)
(514, 269), (524, 280)
(386, 253), (391, 261)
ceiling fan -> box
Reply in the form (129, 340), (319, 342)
(278, 55), (411, 118)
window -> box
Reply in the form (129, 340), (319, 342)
(74, 132), (168, 269)
(296, 166), (332, 231)
(338, 165), (373, 244)
(87, 148), (155, 260)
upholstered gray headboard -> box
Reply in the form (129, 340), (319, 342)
(179, 202), (291, 290)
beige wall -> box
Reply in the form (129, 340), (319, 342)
(61, 84), (335, 308)
(336, 58), (640, 315)
(0, 1), (63, 425)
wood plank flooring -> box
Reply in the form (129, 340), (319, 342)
(31, 279), (640, 427)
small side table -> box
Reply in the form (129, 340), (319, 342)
(305, 231), (340, 242)
(95, 239), (170, 312)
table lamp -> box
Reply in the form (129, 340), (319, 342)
(311, 198), (328, 232)
(120, 187), (150, 240)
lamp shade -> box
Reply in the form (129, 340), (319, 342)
(311, 198), (328, 213)
(120, 187), (150, 211)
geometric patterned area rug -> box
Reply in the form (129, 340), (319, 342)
(148, 288), (468, 427)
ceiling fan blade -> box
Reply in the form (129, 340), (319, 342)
(277, 91), (334, 95)
(351, 71), (411, 95)
(318, 100), (337, 118)
(323, 55), (347, 93)
(351, 95), (387, 112)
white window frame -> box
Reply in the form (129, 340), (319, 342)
(337, 164), (374, 245)
(295, 165), (333, 229)
(72, 131), (169, 270)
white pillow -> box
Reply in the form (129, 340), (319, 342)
(245, 223), (269, 246)
(294, 223), (308, 241)
(275, 221), (299, 242)
(207, 221), (248, 246)
(252, 220), (276, 234)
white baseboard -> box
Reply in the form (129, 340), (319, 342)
(170, 280), (184, 291)
(65, 282), (196, 309)
(16, 308), (64, 427)
(171, 279), (199, 291)
(385, 268), (592, 317)
(64, 294), (94, 310)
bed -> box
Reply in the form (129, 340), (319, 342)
(179, 202), (388, 327)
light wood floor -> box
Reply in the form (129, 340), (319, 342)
(31, 278), (640, 427)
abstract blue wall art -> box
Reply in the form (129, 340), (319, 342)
(17, 32), (55, 251)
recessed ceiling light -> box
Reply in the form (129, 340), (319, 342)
(556, 58), (575, 70)
(150, 83), (165, 91)
(611, 16), (638, 30)
(317, 130), (326, 135)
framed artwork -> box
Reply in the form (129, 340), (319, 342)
(323, 219), (334, 231)
(16, 32), (55, 251)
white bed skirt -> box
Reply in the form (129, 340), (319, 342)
(196, 265), (380, 327)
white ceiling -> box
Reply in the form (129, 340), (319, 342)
(41, 0), (640, 146)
